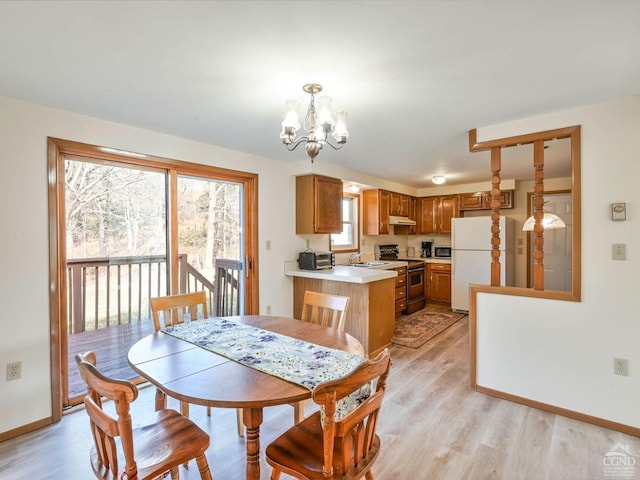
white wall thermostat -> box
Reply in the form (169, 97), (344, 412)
(611, 203), (626, 221)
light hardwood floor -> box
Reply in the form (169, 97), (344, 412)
(2, 314), (639, 479)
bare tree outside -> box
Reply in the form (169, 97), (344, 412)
(65, 160), (165, 258)
(178, 176), (241, 284)
(64, 160), (242, 333)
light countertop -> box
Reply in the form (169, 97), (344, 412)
(285, 263), (402, 284)
(424, 258), (452, 264)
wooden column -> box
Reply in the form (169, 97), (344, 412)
(490, 147), (502, 286)
(532, 140), (545, 290)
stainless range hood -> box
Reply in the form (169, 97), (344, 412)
(389, 215), (416, 226)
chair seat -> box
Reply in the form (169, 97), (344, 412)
(265, 411), (380, 479)
(90, 409), (210, 480)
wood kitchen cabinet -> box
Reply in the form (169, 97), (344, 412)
(363, 189), (390, 235)
(427, 263), (451, 305)
(389, 192), (410, 217)
(417, 195), (458, 234)
(393, 266), (407, 316)
(458, 190), (513, 211)
(408, 196), (417, 234)
(296, 174), (343, 234)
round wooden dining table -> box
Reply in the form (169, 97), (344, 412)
(127, 314), (364, 480)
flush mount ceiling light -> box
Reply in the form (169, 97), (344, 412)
(432, 175), (446, 185)
(347, 184), (360, 194)
(280, 83), (349, 163)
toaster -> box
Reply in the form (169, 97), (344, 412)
(297, 251), (335, 270)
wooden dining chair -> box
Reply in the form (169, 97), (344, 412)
(291, 290), (351, 423)
(150, 290), (209, 330)
(75, 351), (213, 480)
(150, 291), (245, 437)
(266, 349), (392, 480)
(299, 290), (350, 331)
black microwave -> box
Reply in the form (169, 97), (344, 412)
(434, 246), (452, 258)
(297, 251), (335, 270)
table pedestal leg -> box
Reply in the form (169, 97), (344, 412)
(243, 407), (263, 480)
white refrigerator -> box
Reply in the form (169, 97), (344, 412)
(451, 216), (514, 312)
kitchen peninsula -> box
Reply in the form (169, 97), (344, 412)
(285, 264), (401, 356)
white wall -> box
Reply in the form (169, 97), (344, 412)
(0, 96), (305, 433)
(2, 93), (638, 434)
(474, 95), (640, 428)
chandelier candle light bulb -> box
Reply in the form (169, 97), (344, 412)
(280, 83), (349, 162)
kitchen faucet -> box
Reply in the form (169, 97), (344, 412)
(348, 252), (362, 265)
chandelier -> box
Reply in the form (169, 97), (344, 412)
(280, 83), (349, 162)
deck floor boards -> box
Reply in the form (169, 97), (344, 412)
(67, 320), (156, 400)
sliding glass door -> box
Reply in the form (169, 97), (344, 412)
(49, 138), (258, 413)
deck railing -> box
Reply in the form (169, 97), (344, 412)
(66, 254), (242, 333)
(215, 259), (243, 316)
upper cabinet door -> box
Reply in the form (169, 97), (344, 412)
(458, 192), (485, 210)
(362, 189), (390, 235)
(418, 197), (437, 234)
(314, 175), (343, 232)
(459, 190), (513, 210)
(390, 192), (410, 216)
(417, 195), (458, 234)
(438, 195), (458, 234)
(296, 174), (343, 234)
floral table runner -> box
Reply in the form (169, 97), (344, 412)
(162, 317), (364, 391)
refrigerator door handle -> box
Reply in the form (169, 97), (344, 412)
(451, 222), (455, 251)
(451, 252), (455, 279)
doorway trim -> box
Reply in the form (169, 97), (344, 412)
(47, 137), (259, 422)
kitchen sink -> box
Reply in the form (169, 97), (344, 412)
(351, 261), (388, 267)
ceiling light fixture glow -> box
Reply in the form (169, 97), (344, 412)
(432, 175), (446, 185)
(522, 211), (566, 231)
(280, 83), (349, 163)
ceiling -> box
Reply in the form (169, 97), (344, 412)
(1, 1), (639, 187)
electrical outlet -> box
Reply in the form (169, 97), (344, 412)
(612, 243), (626, 260)
(614, 358), (629, 376)
(6, 361), (21, 381)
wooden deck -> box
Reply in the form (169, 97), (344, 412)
(67, 320), (156, 403)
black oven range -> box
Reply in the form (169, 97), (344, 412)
(377, 244), (426, 315)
